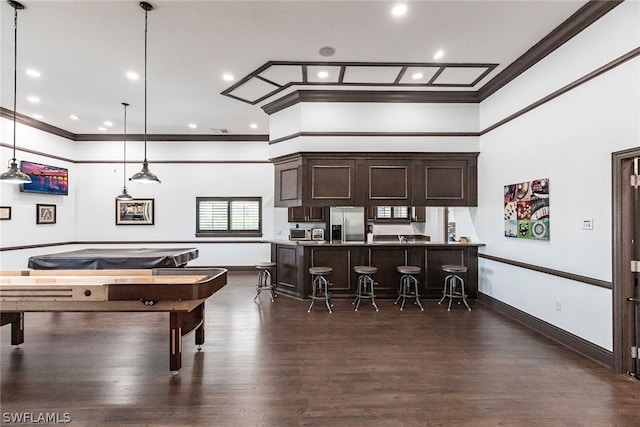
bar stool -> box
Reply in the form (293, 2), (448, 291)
(395, 266), (424, 311)
(353, 265), (378, 311)
(308, 266), (333, 313)
(439, 264), (471, 311)
(254, 262), (276, 302)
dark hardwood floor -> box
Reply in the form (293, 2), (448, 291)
(1, 271), (638, 426)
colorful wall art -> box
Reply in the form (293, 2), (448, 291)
(504, 178), (549, 240)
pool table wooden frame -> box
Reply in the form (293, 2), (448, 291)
(0, 268), (227, 372)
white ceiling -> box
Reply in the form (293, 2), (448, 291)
(0, 0), (588, 137)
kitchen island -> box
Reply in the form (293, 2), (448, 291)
(269, 240), (483, 301)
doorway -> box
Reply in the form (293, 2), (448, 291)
(612, 148), (640, 378)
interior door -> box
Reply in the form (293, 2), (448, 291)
(613, 149), (640, 377)
(631, 157), (640, 379)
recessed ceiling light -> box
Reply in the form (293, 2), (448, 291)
(412, 72), (424, 80)
(392, 4), (407, 17)
(223, 73), (234, 81)
(104, 121), (113, 127)
(32, 114), (43, 120)
(70, 114), (79, 120)
(126, 71), (139, 81)
(317, 70), (329, 79)
(27, 96), (40, 103)
(26, 69), (40, 78)
(98, 126), (107, 132)
(189, 123), (197, 129)
(433, 50), (445, 60)
(249, 123), (258, 129)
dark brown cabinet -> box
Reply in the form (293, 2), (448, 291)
(272, 152), (479, 208)
(306, 158), (358, 206)
(412, 154), (478, 206)
(361, 159), (412, 206)
(288, 206), (325, 222)
(274, 157), (302, 207)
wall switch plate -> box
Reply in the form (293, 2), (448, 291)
(555, 300), (562, 311)
(582, 218), (593, 230)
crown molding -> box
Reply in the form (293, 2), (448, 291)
(478, 0), (623, 101)
(262, 90), (480, 115)
(0, 108), (268, 142)
(0, 107), (76, 140)
(74, 134), (269, 142)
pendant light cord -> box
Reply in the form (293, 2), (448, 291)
(143, 7), (148, 162)
(122, 103), (128, 187)
(12, 6), (18, 162)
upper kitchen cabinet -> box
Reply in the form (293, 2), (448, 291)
(287, 206), (325, 222)
(306, 158), (358, 206)
(274, 156), (303, 207)
(412, 153), (479, 206)
(360, 159), (412, 206)
(272, 153), (358, 207)
(272, 152), (478, 207)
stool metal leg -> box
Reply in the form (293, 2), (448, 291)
(308, 275), (318, 312)
(459, 276), (471, 311)
(438, 274), (453, 305)
(411, 275), (424, 311)
(353, 275), (363, 310)
(322, 276), (332, 313)
(447, 276), (455, 311)
(369, 276), (379, 311)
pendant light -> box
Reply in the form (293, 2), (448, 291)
(116, 102), (133, 200)
(130, 1), (160, 184)
(1, 0), (31, 185)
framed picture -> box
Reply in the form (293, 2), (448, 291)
(0, 206), (11, 220)
(36, 204), (56, 224)
(116, 198), (154, 225)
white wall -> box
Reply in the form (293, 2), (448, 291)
(269, 102), (480, 158)
(474, 0), (640, 350)
(0, 119), (275, 269)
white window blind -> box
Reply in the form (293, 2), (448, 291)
(196, 197), (262, 236)
(376, 206), (409, 220)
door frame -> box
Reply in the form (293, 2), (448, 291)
(612, 147), (640, 374)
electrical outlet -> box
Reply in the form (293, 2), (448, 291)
(555, 300), (562, 311)
(582, 218), (593, 230)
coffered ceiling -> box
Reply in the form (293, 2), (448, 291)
(0, 0), (596, 138)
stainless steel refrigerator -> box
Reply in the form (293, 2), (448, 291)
(330, 207), (365, 242)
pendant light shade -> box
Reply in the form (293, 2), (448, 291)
(1, 0), (31, 185)
(130, 1), (160, 184)
(116, 102), (133, 200)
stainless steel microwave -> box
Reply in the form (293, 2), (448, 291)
(290, 228), (312, 240)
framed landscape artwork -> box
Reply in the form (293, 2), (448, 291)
(116, 199), (154, 225)
(36, 204), (56, 224)
(504, 178), (549, 240)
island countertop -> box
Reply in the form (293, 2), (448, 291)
(266, 239), (484, 247)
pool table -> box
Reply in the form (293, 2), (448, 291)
(27, 247), (199, 270)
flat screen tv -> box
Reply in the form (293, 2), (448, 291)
(20, 161), (69, 196)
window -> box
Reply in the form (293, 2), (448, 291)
(196, 197), (262, 237)
(376, 206), (409, 221)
